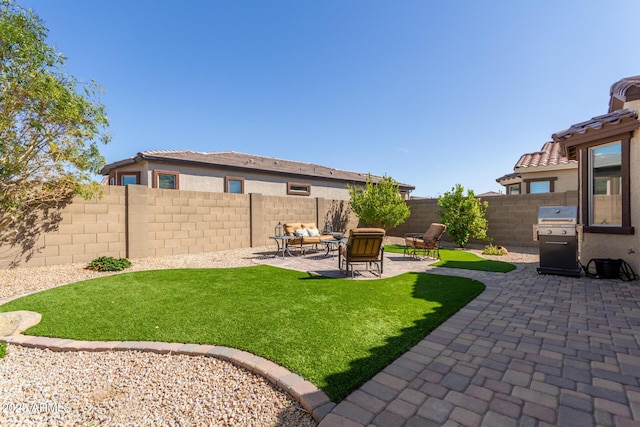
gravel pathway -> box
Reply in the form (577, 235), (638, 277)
(0, 246), (317, 426)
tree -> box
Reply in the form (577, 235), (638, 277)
(347, 174), (410, 230)
(437, 184), (488, 248)
(0, 0), (110, 261)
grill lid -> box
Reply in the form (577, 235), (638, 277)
(537, 206), (578, 225)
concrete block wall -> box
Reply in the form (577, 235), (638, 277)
(388, 191), (579, 249)
(0, 186), (127, 269)
(1, 186), (581, 269)
(0, 186), (349, 269)
(127, 185), (252, 259)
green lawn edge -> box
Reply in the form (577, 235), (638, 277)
(0, 265), (485, 402)
(384, 245), (516, 273)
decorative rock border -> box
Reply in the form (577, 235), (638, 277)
(0, 335), (335, 422)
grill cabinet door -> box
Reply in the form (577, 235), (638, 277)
(538, 235), (578, 272)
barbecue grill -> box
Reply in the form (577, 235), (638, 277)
(534, 206), (581, 277)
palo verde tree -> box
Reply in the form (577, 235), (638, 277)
(0, 0), (110, 261)
(347, 174), (410, 231)
(437, 184), (488, 248)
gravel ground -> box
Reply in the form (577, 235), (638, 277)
(1, 246), (318, 427)
(0, 243), (538, 426)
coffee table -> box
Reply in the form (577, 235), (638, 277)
(324, 238), (346, 256)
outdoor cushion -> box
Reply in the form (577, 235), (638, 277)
(283, 222), (333, 247)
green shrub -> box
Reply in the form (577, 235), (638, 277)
(437, 184), (489, 248)
(0, 342), (7, 359)
(482, 243), (506, 256)
(347, 174), (410, 230)
(87, 256), (132, 272)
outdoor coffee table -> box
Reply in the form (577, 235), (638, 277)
(270, 235), (295, 258)
(324, 238), (347, 256)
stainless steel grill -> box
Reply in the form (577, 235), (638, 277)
(535, 206), (581, 277)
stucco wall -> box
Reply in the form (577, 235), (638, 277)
(114, 160), (353, 200)
(518, 167), (578, 193)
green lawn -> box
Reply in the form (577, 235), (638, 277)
(0, 265), (484, 402)
(384, 245), (516, 273)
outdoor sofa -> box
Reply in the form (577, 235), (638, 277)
(283, 222), (335, 253)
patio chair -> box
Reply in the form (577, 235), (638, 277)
(339, 228), (385, 277)
(404, 223), (446, 259)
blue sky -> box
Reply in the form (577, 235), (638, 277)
(20, 0), (640, 197)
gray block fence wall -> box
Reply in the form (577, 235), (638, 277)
(0, 186), (578, 269)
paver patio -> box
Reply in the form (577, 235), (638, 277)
(256, 248), (640, 426)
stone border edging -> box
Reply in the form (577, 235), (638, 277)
(0, 335), (335, 423)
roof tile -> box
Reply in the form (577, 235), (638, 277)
(551, 109), (638, 142)
(514, 141), (576, 169)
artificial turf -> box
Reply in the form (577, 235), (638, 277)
(384, 245), (516, 273)
(0, 265), (485, 402)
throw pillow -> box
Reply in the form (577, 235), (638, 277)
(307, 228), (320, 237)
(294, 228), (309, 237)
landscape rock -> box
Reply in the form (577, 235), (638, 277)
(0, 310), (42, 336)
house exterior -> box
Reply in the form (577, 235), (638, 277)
(552, 75), (640, 272)
(496, 141), (578, 195)
(101, 150), (415, 201)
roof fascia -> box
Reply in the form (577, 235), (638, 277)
(132, 154), (416, 191)
(553, 119), (640, 158)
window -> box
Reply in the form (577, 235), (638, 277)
(287, 182), (311, 196)
(153, 170), (179, 190)
(225, 176), (244, 194)
(525, 178), (556, 194)
(589, 142), (622, 226)
(530, 181), (550, 194)
(120, 172), (140, 186)
(577, 137), (632, 235)
(554, 110), (638, 235)
(508, 184), (521, 195)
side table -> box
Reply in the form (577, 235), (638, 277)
(270, 235), (295, 258)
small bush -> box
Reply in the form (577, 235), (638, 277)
(0, 342), (7, 359)
(87, 256), (132, 272)
(482, 244), (506, 256)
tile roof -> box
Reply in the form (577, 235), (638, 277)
(102, 150), (415, 190)
(551, 109), (638, 142)
(495, 172), (520, 183)
(514, 141), (577, 169)
(610, 75), (640, 104)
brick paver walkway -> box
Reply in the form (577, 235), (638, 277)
(259, 250), (640, 426)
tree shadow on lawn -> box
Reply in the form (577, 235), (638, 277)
(301, 272), (485, 402)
